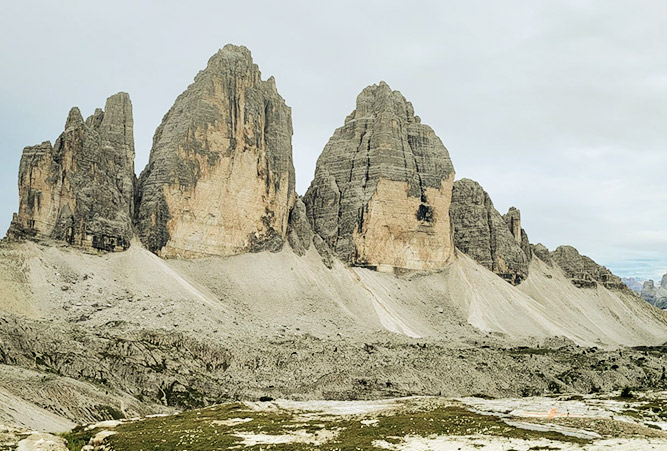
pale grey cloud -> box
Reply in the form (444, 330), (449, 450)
(0, 0), (665, 279)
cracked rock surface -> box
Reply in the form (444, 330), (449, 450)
(548, 245), (627, 290)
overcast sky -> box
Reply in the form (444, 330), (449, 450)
(1, 0), (665, 280)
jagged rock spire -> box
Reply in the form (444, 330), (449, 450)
(9, 92), (135, 251)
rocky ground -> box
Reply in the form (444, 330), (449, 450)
(0, 239), (666, 431)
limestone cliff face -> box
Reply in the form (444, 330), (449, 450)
(135, 45), (296, 257)
(546, 245), (627, 291)
(9, 93), (135, 251)
(450, 179), (529, 284)
(303, 82), (456, 272)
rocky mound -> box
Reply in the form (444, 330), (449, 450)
(303, 82), (456, 272)
(135, 44), (296, 257)
(547, 245), (627, 290)
(450, 179), (530, 285)
(8, 93), (135, 251)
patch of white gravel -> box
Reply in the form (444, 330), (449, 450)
(246, 398), (401, 416)
(234, 429), (338, 446)
(211, 417), (253, 426)
(85, 420), (122, 430)
(460, 395), (628, 421)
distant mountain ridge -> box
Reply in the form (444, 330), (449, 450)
(640, 274), (667, 309)
(622, 276), (646, 293)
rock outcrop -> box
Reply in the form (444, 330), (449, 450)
(8, 93), (135, 251)
(503, 207), (531, 261)
(450, 179), (529, 284)
(549, 245), (626, 290)
(640, 274), (667, 309)
(286, 197), (314, 257)
(303, 82), (456, 272)
(135, 44), (296, 257)
(531, 243), (551, 264)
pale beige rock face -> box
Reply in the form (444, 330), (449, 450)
(136, 45), (296, 257)
(160, 147), (292, 258)
(353, 178), (455, 272)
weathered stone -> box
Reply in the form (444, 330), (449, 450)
(287, 197), (313, 257)
(8, 93), (135, 251)
(312, 234), (334, 269)
(303, 81), (456, 272)
(503, 207), (522, 244)
(135, 44), (296, 258)
(450, 179), (529, 285)
(550, 245), (627, 290)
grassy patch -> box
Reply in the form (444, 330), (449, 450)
(98, 402), (588, 450)
(60, 426), (96, 451)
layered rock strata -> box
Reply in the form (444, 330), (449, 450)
(303, 82), (456, 272)
(450, 179), (529, 284)
(8, 93), (135, 251)
(136, 44), (296, 257)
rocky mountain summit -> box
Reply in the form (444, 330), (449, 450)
(8, 93), (135, 251)
(303, 82), (456, 272)
(641, 274), (667, 309)
(135, 44), (297, 257)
